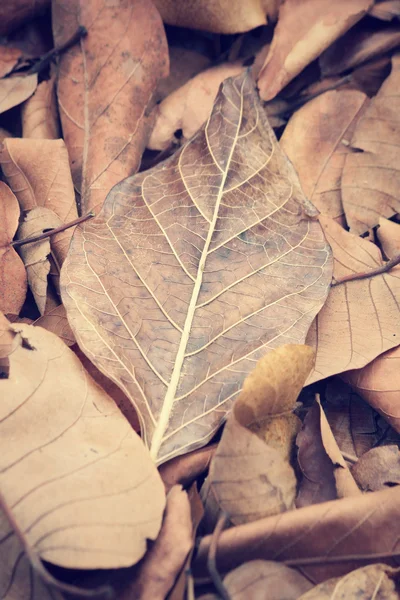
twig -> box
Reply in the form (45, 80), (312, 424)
(285, 550), (400, 567)
(12, 212), (95, 248)
(207, 512), (230, 600)
(341, 451), (358, 464)
(332, 254), (400, 287)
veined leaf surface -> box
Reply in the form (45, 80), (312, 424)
(62, 73), (332, 464)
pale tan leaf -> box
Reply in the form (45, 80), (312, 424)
(202, 345), (314, 529)
(0, 138), (78, 265)
(0, 182), (27, 315)
(299, 564), (400, 599)
(0, 0), (49, 35)
(155, 47), (211, 104)
(33, 303), (75, 345)
(378, 217), (400, 260)
(148, 62), (245, 151)
(152, 0), (279, 34)
(53, 0), (169, 214)
(61, 72), (332, 465)
(22, 70), (60, 139)
(351, 445), (400, 491)
(296, 397), (360, 508)
(18, 207), (62, 315)
(0, 74), (37, 114)
(257, 0), (372, 101)
(194, 485), (400, 583)
(341, 54), (400, 234)
(280, 89), (368, 223)
(307, 216), (400, 383)
(0, 314), (165, 570)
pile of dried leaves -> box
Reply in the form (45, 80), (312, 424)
(2, 0), (400, 598)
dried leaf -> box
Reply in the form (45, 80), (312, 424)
(18, 207), (62, 315)
(296, 397), (360, 507)
(155, 47), (211, 104)
(202, 345), (314, 530)
(280, 89), (367, 223)
(61, 72), (332, 465)
(126, 486), (192, 600)
(221, 560), (313, 599)
(148, 62), (245, 151)
(299, 564), (400, 599)
(0, 182), (27, 315)
(0, 313), (165, 569)
(343, 345), (400, 432)
(0, 0), (49, 35)
(33, 303), (75, 345)
(22, 71), (60, 139)
(0, 46), (22, 78)
(351, 445), (400, 491)
(307, 216), (400, 383)
(341, 54), (400, 234)
(159, 444), (217, 492)
(370, 1), (400, 20)
(378, 217), (400, 260)
(152, 0), (279, 34)
(0, 138), (78, 265)
(53, 0), (169, 214)
(0, 74), (37, 114)
(194, 485), (400, 583)
(257, 0), (372, 101)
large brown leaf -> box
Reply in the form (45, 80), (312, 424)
(0, 313), (165, 570)
(61, 72), (332, 464)
(53, 0), (169, 214)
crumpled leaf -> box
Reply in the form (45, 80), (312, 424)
(159, 444), (216, 492)
(0, 182), (27, 315)
(194, 484), (400, 584)
(219, 560), (313, 600)
(296, 397), (360, 507)
(0, 0), (49, 35)
(155, 47), (211, 104)
(257, 0), (372, 101)
(126, 485), (192, 600)
(0, 73), (37, 114)
(33, 303), (75, 345)
(61, 72), (332, 465)
(0, 313), (165, 570)
(152, 0), (279, 33)
(0, 137), (78, 265)
(18, 207), (62, 315)
(0, 45), (22, 78)
(351, 445), (400, 491)
(281, 89), (367, 223)
(378, 217), (400, 260)
(343, 345), (400, 432)
(202, 345), (314, 530)
(53, 0), (169, 214)
(341, 54), (400, 234)
(22, 70), (59, 139)
(307, 216), (400, 383)
(148, 62), (245, 151)
(298, 564), (400, 599)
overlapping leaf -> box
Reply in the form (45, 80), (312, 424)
(62, 72), (332, 464)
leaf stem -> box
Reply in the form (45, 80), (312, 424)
(12, 211), (95, 248)
(285, 550), (400, 567)
(332, 254), (400, 287)
(208, 512), (230, 600)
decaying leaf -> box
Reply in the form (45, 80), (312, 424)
(351, 445), (400, 491)
(53, 0), (169, 214)
(22, 70), (59, 139)
(341, 54), (400, 234)
(202, 345), (314, 530)
(0, 313), (165, 570)
(220, 560), (313, 600)
(159, 444), (217, 492)
(0, 45), (22, 78)
(61, 72), (332, 464)
(152, 0), (279, 33)
(126, 485), (192, 600)
(0, 74), (37, 114)
(33, 303), (75, 345)
(378, 217), (400, 260)
(257, 0), (372, 101)
(0, 0), (50, 35)
(194, 484), (400, 583)
(343, 345), (400, 432)
(307, 216), (400, 383)
(280, 89), (367, 223)
(148, 62), (245, 151)
(296, 397), (360, 507)
(298, 564), (400, 599)
(0, 182), (27, 315)
(18, 207), (62, 315)
(0, 137), (78, 265)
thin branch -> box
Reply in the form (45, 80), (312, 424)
(12, 212), (95, 248)
(207, 512), (230, 600)
(285, 550), (400, 567)
(332, 254), (400, 287)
